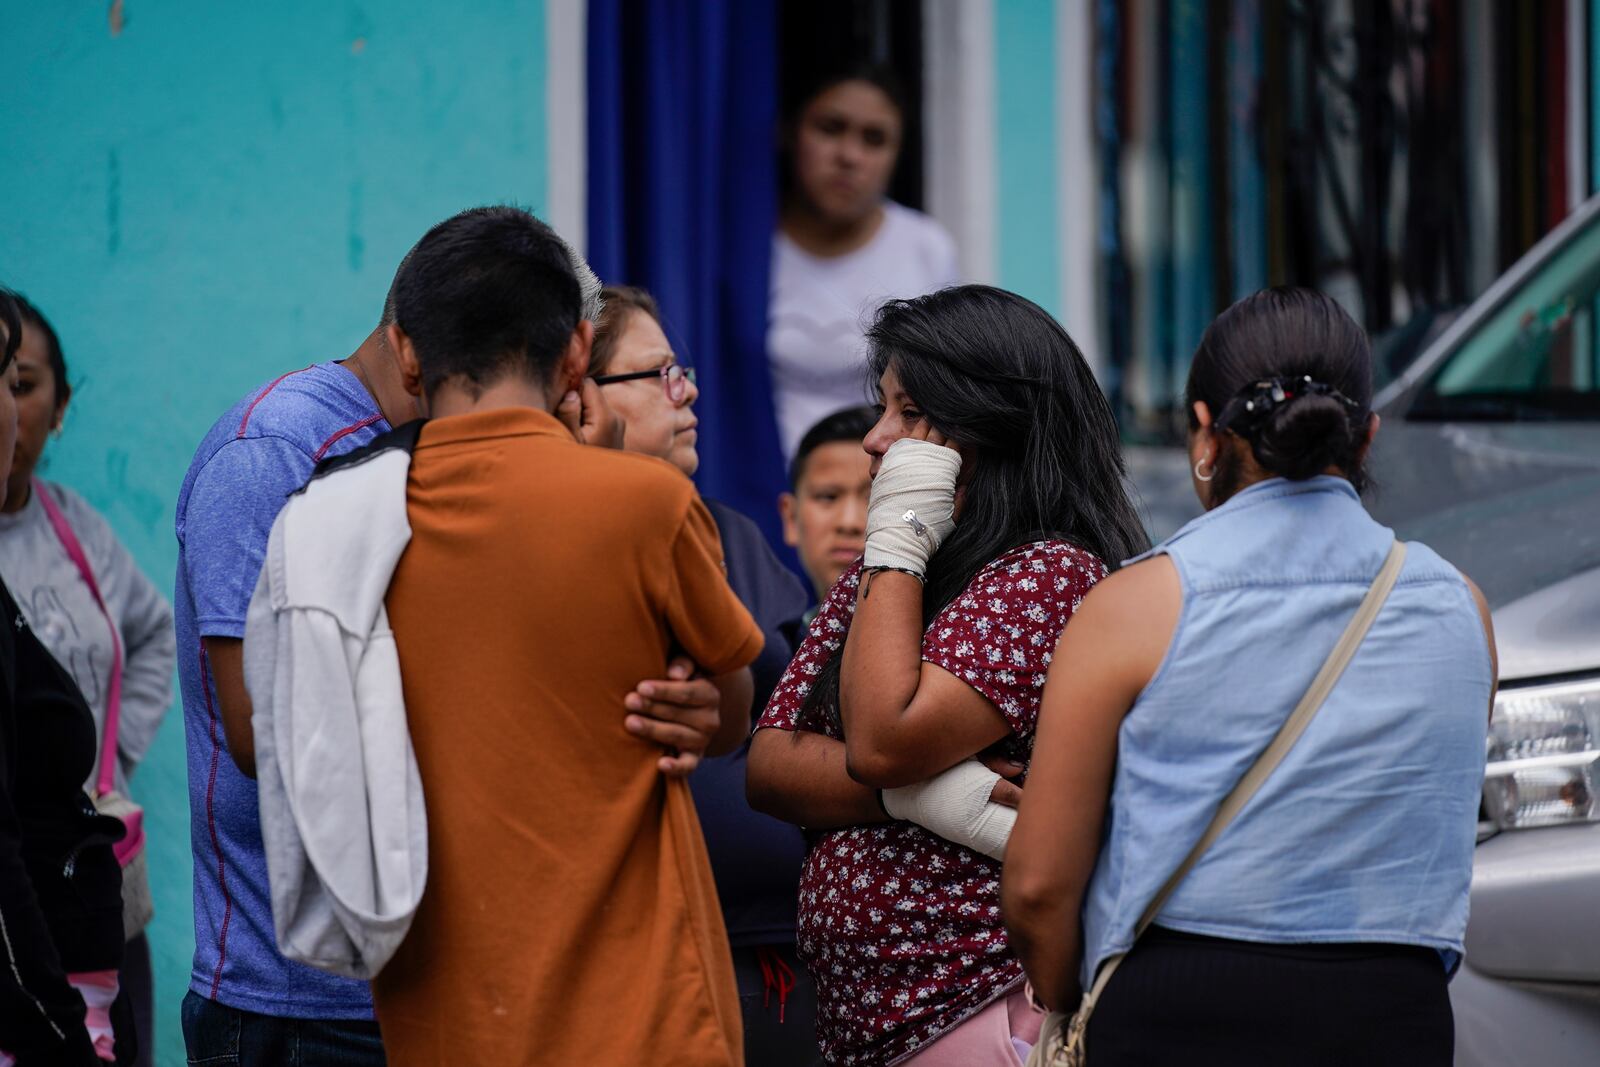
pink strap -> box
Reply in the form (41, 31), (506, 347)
(34, 481), (123, 797)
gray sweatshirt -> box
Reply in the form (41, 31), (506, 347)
(0, 480), (174, 793)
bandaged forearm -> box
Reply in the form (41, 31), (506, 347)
(863, 439), (963, 577)
(881, 760), (1016, 861)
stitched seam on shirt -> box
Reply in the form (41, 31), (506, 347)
(311, 414), (384, 462)
(1150, 479), (1351, 553)
(410, 425), (571, 451)
(235, 366), (317, 438)
(199, 647), (236, 999)
(185, 436), (322, 526)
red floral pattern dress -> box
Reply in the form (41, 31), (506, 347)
(757, 541), (1106, 1065)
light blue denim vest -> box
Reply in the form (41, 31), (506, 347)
(1079, 476), (1492, 988)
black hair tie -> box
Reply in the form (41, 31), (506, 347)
(1213, 375), (1362, 438)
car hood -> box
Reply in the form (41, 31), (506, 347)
(1369, 420), (1600, 526)
(1370, 420), (1600, 681)
(1490, 565), (1600, 681)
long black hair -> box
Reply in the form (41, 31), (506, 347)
(802, 285), (1149, 727)
(1187, 287), (1375, 504)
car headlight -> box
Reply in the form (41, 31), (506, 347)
(1483, 677), (1600, 830)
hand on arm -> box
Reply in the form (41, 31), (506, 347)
(623, 655), (753, 776)
(747, 730), (1022, 839)
(746, 726), (891, 830)
(880, 752), (1028, 860)
(1002, 558), (1180, 1010)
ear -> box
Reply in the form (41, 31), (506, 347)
(778, 492), (801, 548)
(1188, 400), (1218, 464)
(1356, 412), (1381, 463)
(555, 320), (595, 394)
(387, 324), (425, 399)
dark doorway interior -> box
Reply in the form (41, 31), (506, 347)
(779, 0), (926, 210)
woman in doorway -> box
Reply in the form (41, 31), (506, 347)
(769, 65), (960, 461)
(1003, 288), (1496, 1066)
(748, 285), (1148, 1066)
(0, 295), (172, 1067)
(590, 285), (821, 1066)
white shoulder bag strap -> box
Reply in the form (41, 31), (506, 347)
(1031, 539), (1408, 1067)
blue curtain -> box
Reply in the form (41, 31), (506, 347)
(587, 0), (789, 551)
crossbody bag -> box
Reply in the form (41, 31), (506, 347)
(36, 480), (154, 939)
(1027, 539), (1408, 1067)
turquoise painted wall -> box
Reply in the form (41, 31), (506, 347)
(0, 4), (549, 1062)
(994, 0), (1062, 317)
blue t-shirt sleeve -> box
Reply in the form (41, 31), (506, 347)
(181, 435), (315, 638)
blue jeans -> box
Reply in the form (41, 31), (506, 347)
(181, 991), (385, 1066)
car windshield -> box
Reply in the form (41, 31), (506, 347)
(1412, 215), (1600, 421)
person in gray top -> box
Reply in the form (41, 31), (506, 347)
(0, 293), (173, 1067)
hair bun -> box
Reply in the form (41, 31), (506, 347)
(1250, 394), (1354, 481)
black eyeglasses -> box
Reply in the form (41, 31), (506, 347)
(591, 364), (696, 403)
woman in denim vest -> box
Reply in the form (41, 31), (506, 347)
(1004, 288), (1498, 1066)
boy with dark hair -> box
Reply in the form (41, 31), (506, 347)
(329, 206), (761, 1065)
(779, 405), (877, 603)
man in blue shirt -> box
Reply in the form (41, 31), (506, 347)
(174, 293), (414, 1063)
(174, 238), (726, 1065)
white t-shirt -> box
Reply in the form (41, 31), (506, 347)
(767, 201), (959, 458)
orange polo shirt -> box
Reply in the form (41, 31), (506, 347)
(372, 407), (763, 1066)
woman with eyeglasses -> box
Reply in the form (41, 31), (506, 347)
(590, 285), (822, 1066)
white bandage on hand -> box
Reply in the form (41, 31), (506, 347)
(863, 438), (962, 578)
(881, 760), (1016, 861)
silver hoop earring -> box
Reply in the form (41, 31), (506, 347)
(1194, 457), (1215, 482)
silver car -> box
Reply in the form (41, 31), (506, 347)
(1370, 195), (1600, 1065)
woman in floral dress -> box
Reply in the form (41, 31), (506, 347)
(747, 285), (1148, 1065)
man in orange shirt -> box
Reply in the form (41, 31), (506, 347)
(369, 207), (763, 1065)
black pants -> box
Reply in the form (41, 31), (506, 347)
(181, 991), (385, 1067)
(115, 932), (153, 1067)
(732, 943), (824, 1067)
(1086, 926), (1454, 1067)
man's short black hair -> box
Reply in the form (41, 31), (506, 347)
(393, 206), (581, 395)
(789, 405), (877, 489)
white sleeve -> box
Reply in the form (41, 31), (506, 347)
(881, 760), (1015, 860)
